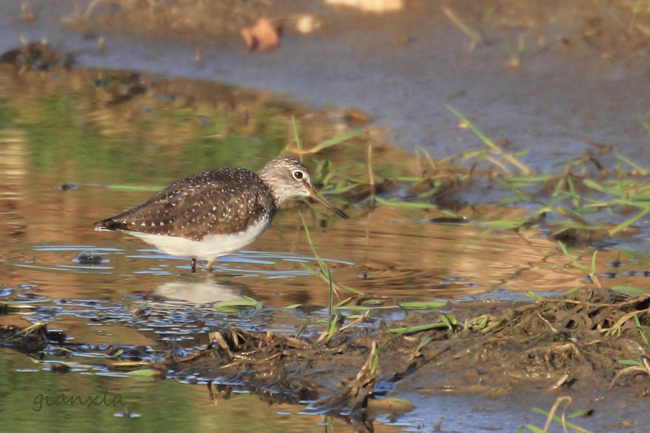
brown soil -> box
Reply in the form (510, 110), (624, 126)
(60, 0), (650, 58)
(177, 288), (650, 406)
(5, 287), (647, 427)
(61, 0), (272, 38)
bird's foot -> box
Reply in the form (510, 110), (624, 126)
(191, 258), (197, 273)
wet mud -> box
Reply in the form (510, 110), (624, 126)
(3, 287), (648, 430)
(172, 288), (650, 403)
(0, 42), (73, 71)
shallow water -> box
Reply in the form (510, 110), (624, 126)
(1, 348), (396, 433)
(1, 66), (649, 432)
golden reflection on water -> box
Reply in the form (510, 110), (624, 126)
(0, 65), (642, 308)
(0, 174), (606, 307)
(0, 128), (28, 245)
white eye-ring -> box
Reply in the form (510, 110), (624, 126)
(293, 170), (304, 180)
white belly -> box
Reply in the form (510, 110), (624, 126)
(127, 219), (270, 260)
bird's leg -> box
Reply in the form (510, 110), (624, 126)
(191, 258), (197, 273)
(206, 259), (214, 273)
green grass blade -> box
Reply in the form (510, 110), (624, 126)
(446, 105), (532, 176)
(611, 285), (645, 293)
(300, 213), (329, 276)
(557, 241), (589, 273)
(615, 151), (650, 175)
(590, 251), (598, 276)
(327, 269), (334, 333)
(398, 301), (447, 309)
(103, 184), (163, 192)
(389, 322), (448, 334)
(292, 115), (303, 162)
(609, 207), (650, 235)
(634, 313), (650, 347)
(618, 359), (643, 366)
(374, 196), (438, 210)
(531, 407), (595, 433)
(214, 297), (261, 313)
(307, 131), (363, 154)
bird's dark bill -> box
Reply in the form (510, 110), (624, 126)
(309, 188), (349, 220)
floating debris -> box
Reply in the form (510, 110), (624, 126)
(0, 322), (66, 352)
(60, 183), (77, 191)
(75, 251), (104, 265)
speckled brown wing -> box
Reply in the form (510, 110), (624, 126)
(95, 167), (276, 240)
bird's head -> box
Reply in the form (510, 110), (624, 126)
(258, 156), (348, 220)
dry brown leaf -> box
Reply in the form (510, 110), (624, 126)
(241, 18), (280, 53)
(326, 0), (404, 13)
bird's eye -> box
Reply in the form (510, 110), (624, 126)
(293, 170), (304, 180)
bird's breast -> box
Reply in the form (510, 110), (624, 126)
(126, 217), (272, 259)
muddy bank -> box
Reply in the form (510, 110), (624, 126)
(3, 287), (648, 429)
(168, 288), (650, 402)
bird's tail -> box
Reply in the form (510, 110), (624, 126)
(94, 218), (129, 231)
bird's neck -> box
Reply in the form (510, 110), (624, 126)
(257, 167), (288, 206)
